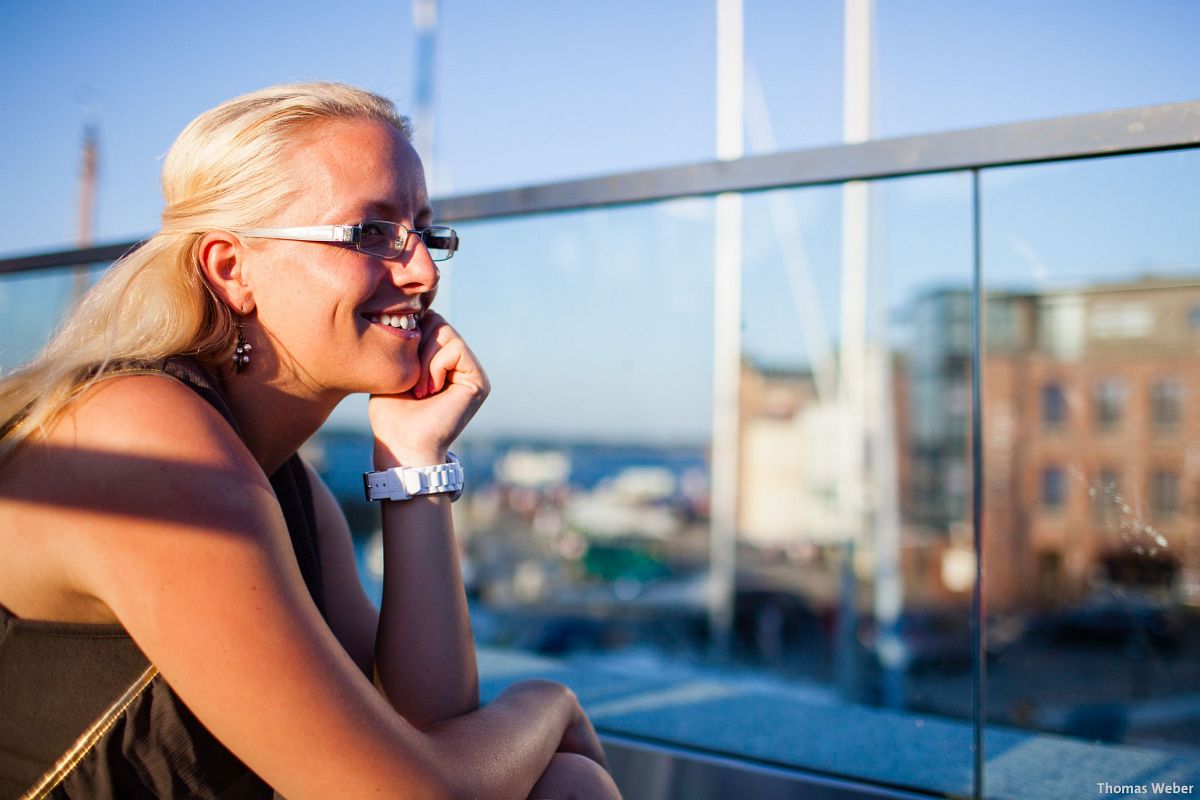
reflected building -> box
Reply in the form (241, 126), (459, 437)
(915, 275), (1200, 611)
(738, 363), (837, 550)
(739, 275), (1200, 616)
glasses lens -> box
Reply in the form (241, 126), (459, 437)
(357, 221), (405, 258)
(422, 226), (458, 262)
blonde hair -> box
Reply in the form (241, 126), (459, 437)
(0, 82), (410, 464)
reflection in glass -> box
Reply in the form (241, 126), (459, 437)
(1041, 382), (1067, 428)
(982, 150), (1200, 762)
(0, 264), (104, 373)
(1094, 378), (1126, 430)
(1151, 379), (1182, 430)
(733, 173), (976, 787)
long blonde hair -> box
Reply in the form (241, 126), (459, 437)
(0, 82), (410, 464)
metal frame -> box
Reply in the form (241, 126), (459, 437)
(438, 100), (1200, 218)
(603, 733), (941, 800)
(3, 100), (1199, 276)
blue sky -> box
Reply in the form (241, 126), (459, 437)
(1, 1), (1198, 440)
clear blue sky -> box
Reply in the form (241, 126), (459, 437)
(1, 1), (1198, 440)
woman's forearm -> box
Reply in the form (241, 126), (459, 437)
(375, 490), (479, 727)
(422, 679), (578, 800)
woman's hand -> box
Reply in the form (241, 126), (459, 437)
(368, 311), (489, 468)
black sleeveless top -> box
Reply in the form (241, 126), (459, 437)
(0, 359), (327, 799)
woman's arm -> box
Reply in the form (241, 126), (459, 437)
(38, 375), (579, 799)
(309, 467), (609, 770)
(364, 310), (489, 725)
(376, 493), (478, 723)
(307, 465), (478, 726)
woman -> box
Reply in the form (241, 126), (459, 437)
(0, 83), (619, 799)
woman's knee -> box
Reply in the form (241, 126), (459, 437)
(528, 752), (622, 800)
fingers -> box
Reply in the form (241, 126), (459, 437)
(413, 313), (449, 399)
(424, 343), (453, 397)
(413, 312), (489, 400)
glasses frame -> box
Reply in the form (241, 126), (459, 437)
(234, 221), (459, 262)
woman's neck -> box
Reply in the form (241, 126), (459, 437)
(220, 368), (343, 476)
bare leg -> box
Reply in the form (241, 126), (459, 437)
(527, 752), (622, 800)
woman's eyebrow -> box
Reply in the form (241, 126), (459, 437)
(361, 201), (399, 219)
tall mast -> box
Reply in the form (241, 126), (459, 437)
(412, 0), (438, 187)
(72, 104), (98, 302)
(412, 0), (447, 313)
(708, 0), (744, 656)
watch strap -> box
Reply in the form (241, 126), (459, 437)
(363, 452), (464, 502)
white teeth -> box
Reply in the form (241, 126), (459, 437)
(371, 312), (417, 330)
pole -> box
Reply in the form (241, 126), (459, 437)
(413, 0), (451, 317)
(836, 0), (893, 703)
(72, 120), (97, 302)
(709, 0), (744, 658)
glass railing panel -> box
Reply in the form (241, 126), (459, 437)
(735, 172), (977, 791)
(0, 264), (104, 373)
(980, 149), (1200, 774)
(449, 202), (717, 664)
(875, 172), (978, 727)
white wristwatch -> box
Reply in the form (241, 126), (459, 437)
(362, 452), (464, 502)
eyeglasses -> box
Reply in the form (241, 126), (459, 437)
(234, 221), (459, 262)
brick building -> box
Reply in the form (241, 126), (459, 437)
(978, 276), (1200, 610)
(737, 275), (1200, 613)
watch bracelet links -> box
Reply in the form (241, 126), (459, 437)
(362, 452), (463, 502)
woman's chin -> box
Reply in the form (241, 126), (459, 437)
(366, 374), (421, 397)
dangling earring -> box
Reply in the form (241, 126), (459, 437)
(233, 322), (252, 373)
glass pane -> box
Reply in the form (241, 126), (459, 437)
(981, 150), (1200, 776)
(0, 264), (103, 372)
(735, 173), (977, 793)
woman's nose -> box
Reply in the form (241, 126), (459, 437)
(391, 238), (440, 292)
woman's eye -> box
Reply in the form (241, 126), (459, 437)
(358, 222), (389, 250)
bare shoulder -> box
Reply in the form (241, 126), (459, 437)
(53, 371), (254, 469)
(33, 372), (270, 525)
(0, 372), (269, 622)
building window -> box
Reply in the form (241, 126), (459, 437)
(1041, 466), (1066, 510)
(1150, 379), (1182, 429)
(1190, 305), (1200, 331)
(1150, 470), (1179, 517)
(1094, 378), (1125, 429)
(1041, 382), (1067, 428)
(1092, 468), (1122, 525)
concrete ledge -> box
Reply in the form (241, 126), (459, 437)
(477, 647), (1200, 799)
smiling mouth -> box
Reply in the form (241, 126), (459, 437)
(365, 312), (420, 331)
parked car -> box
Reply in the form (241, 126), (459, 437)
(1029, 598), (1182, 651)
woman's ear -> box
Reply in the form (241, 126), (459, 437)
(198, 231), (255, 314)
